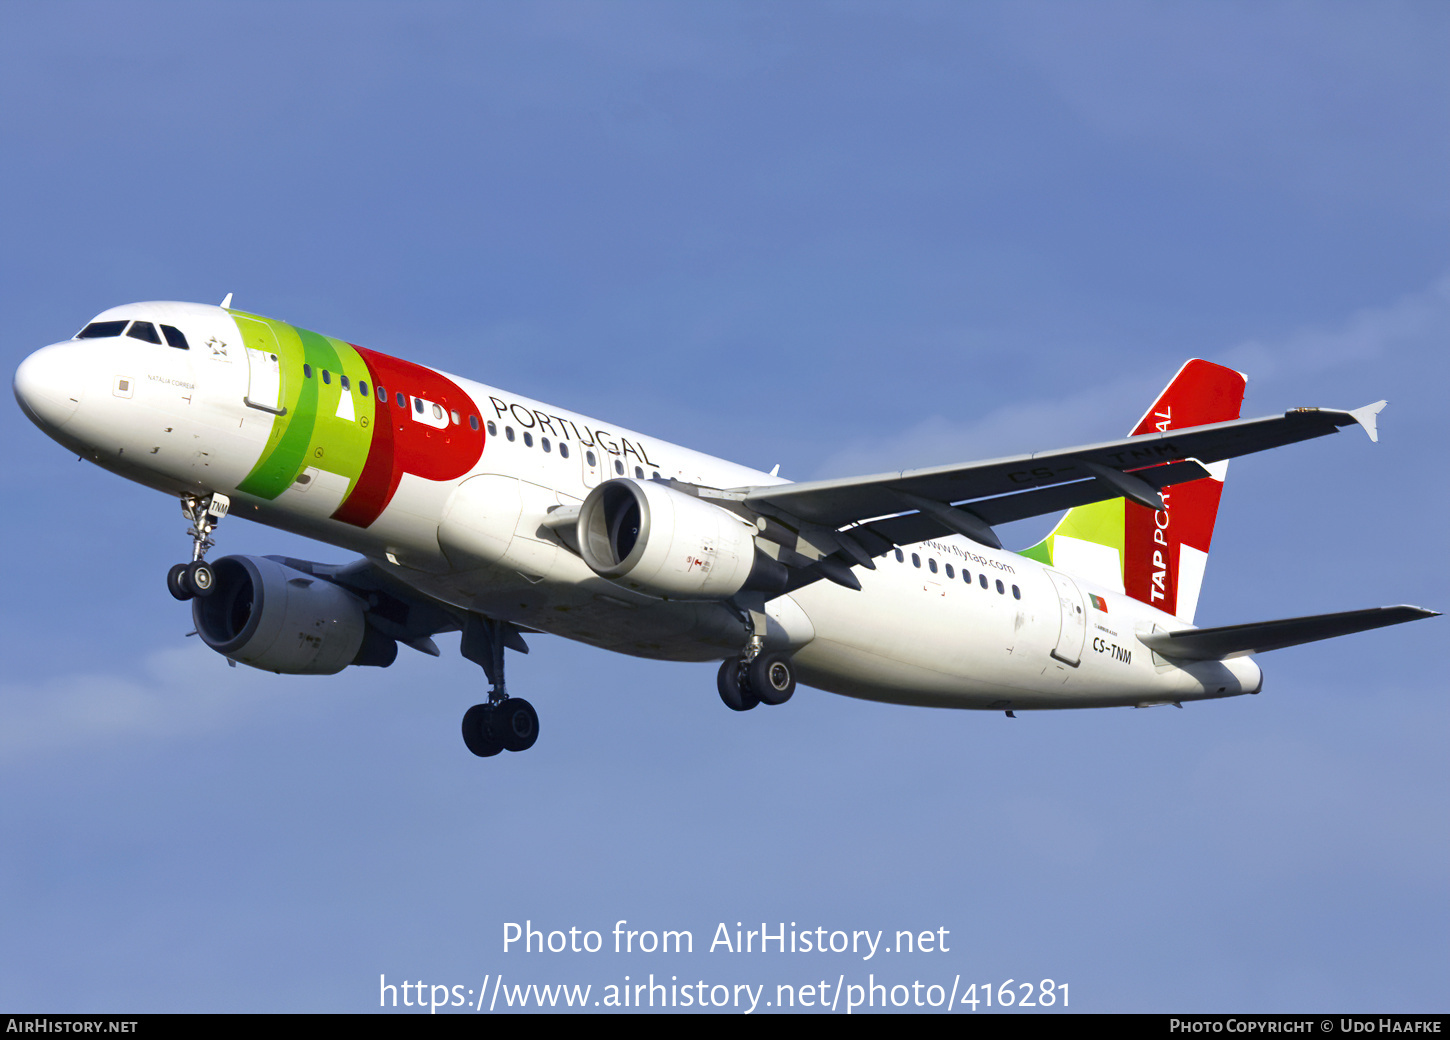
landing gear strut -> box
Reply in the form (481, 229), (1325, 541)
(717, 600), (797, 711)
(459, 614), (539, 757)
(167, 493), (229, 601)
(719, 591), (800, 713)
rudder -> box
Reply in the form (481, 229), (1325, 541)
(1019, 359), (1246, 623)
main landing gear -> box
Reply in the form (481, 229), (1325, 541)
(167, 492), (230, 601)
(717, 651), (797, 712)
(459, 614), (539, 758)
(717, 597), (797, 712)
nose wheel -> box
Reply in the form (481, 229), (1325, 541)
(167, 561), (216, 601)
(165, 493), (230, 601)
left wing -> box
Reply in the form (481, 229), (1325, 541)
(738, 402), (1385, 555)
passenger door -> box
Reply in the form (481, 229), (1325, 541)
(1045, 569), (1087, 666)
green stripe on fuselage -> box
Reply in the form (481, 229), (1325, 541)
(296, 326), (374, 499)
(233, 311), (375, 502)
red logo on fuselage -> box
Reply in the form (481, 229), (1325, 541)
(331, 345), (485, 528)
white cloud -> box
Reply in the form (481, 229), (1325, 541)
(812, 370), (1164, 480)
(813, 271), (1450, 482)
(1222, 271), (1450, 385)
(0, 645), (288, 764)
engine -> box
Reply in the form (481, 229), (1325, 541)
(192, 555), (397, 674)
(577, 478), (784, 600)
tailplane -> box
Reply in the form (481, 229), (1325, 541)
(1020, 359), (1247, 622)
(1138, 605), (1440, 660)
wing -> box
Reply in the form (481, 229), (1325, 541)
(268, 555), (532, 661)
(739, 402), (1386, 556)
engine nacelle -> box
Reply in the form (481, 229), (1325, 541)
(577, 479), (767, 600)
(192, 555), (396, 674)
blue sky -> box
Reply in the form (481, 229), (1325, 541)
(2, 1), (1446, 1013)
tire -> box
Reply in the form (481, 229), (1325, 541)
(461, 704), (503, 758)
(496, 698), (539, 752)
(717, 659), (758, 712)
(749, 652), (795, 706)
(186, 561), (216, 598)
(167, 563), (193, 601)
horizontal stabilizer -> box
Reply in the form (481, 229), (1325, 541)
(1139, 605), (1438, 660)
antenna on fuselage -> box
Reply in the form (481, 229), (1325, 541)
(219, 292), (233, 309)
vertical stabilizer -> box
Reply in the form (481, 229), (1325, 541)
(1019, 360), (1246, 623)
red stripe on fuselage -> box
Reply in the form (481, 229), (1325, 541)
(331, 344), (486, 528)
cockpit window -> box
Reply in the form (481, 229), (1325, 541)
(77, 321), (128, 339)
(160, 324), (189, 349)
(126, 322), (162, 344)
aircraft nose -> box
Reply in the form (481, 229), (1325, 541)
(14, 343), (83, 430)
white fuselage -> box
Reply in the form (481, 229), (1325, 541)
(14, 301), (1262, 711)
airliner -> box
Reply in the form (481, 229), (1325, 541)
(12, 299), (1436, 757)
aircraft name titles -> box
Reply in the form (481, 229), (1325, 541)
(487, 396), (659, 466)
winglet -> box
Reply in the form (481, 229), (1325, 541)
(220, 292), (234, 309)
(1348, 400), (1387, 443)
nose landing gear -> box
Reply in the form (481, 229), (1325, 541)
(167, 493), (229, 601)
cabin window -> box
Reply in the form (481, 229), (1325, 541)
(77, 320), (129, 339)
(963, 570), (971, 584)
(945, 564), (954, 579)
(432, 403), (444, 421)
(397, 392), (406, 408)
(894, 549), (904, 563)
(483, 419), (493, 435)
(359, 380), (369, 397)
(506, 426), (515, 442)
(377, 385), (387, 402)
(340, 374), (349, 391)
(634, 466), (644, 479)
(1012, 585), (1021, 600)
(125, 321), (161, 344)
(614, 459), (624, 475)
(303, 364), (312, 379)
(542, 437), (551, 453)
(523, 431), (533, 447)
(321, 369), (331, 384)
(559, 443), (569, 459)
(979, 574), (988, 589)
(161, 325), (189, 349)
(586, 450), (597, 467)
(996, 579), (1005, 594)
(911, 553), (920, 568)
(450, 410), (460, 425)
(414, 397), (424, 414)
(928, 558), (938, 574)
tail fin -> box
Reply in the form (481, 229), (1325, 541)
(1019, 360), (1247, 623)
